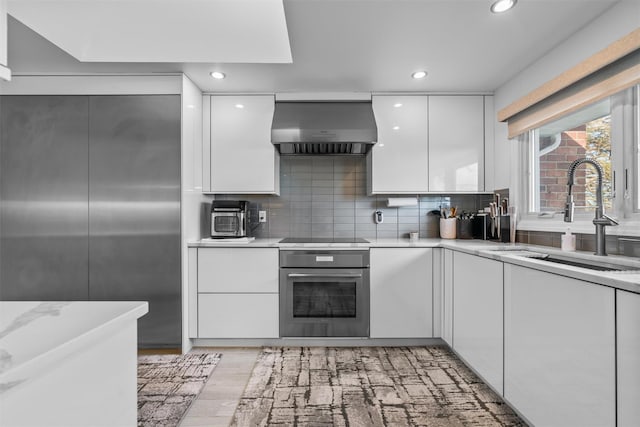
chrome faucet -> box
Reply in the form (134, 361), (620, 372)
(564, 158), (618, 256)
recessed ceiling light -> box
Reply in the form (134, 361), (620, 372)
(394, 103), (403, 108)
(392, 126), (400, 130)
(411, 71), (427, 79)
(210, 71), (226, 79)
(235, 104), (244, 109)
(490, 0), (517, 13)
(379, 143), (385, 147)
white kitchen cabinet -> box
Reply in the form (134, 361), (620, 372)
(367, 95), (429, 194)
(370, 247), (433, 338)
(195, 247), (279, 338)
(617, 289), (640, 427)
(198, 293), (279, 338)
(452, 252), (503, 394)
(198, 248), (279, 293)
(504, 264), (615, 427)
(428, 96), (485, 192)
(204, 95), (279, 194)
(441, 249), (454, 346)
(0, 0), (9, 81)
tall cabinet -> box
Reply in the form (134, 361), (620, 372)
(0, 95), (182, 347)
(88, 96), (181, 347)
(0, 96), (90, 301)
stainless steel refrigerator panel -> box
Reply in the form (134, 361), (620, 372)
(88, 95), (181, 347)
(0, 96), (89, 300)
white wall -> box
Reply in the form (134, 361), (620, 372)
(492, 0), (640, 193)
(180, 74), (204, 353)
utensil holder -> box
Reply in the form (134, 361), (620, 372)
(439, 218), (457, 239)
(456, 218), (473, 239)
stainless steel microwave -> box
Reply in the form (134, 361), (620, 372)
(210, 200), (249, 238)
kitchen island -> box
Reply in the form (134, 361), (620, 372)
(0, 301), (148, 427)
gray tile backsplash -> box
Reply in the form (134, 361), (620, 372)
(211, 156), (493, 239)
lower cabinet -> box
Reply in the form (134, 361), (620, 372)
(195, 247), (279, 338)
(617, 289), (640, 427)
(370, 247), (433, 338)
(452, 252), (503, 395)
(504, 264), (615, 427)
(442, 249), (454, 346)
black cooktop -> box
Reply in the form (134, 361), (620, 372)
(279, 237), (370, 244)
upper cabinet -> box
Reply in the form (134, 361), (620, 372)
(367, 95), (429, 194)
(203, 95), (280, 194)
(428, 96), (485, 192)
(0, 0), (11, 81)
(368, 94), (490, 194)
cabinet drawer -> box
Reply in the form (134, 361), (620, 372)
(197, 248), (278, 293)
(198, 294), (279, 338)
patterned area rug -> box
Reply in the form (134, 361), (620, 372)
(137, 352), (221, 427)
(230, 347), (526, 426)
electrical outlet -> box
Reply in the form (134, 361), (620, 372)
(259, 210), (267, 223)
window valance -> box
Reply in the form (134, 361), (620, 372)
(499, 28), (640, 139)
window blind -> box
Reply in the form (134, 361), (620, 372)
(499, 28), (640, 139)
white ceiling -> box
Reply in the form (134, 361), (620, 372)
(7, 0), (292, 63)
(6, 0), (620, 93)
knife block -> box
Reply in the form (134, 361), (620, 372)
(472, 214), (490, 240)
(499, 215), (511, 243)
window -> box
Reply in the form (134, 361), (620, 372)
(524, 86), (639, 222)
(531, 99), (612, 214)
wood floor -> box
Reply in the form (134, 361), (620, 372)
(179, 348), (260, 427)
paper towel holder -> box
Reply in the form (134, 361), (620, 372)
(386, 197), (418, 207)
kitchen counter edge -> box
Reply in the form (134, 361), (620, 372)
(188, 238), (640, 293)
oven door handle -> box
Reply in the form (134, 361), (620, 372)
(287, 273), (363, 278)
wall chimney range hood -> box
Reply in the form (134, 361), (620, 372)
(271, 101), (378, 155)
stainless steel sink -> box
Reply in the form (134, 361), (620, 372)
(488, 249), (640, 272)
(535, 255), (639, 272)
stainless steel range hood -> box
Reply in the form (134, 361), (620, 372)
(271, 101), (377, 155)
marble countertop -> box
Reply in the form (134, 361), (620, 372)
(189, 237), (640, 293)
(0, 301), (148, 393)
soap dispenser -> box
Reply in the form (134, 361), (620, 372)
(561, 227), (576, 252)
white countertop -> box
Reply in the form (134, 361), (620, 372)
(189, 237), (640, 293)
(0, 301), (148, 392)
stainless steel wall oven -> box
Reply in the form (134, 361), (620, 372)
(279, 249), (370, 337)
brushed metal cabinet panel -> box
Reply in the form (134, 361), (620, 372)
(88, 95), (181, 347)
(0, 96), (89, 300)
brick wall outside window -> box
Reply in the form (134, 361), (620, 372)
(539, 125), (587, 211)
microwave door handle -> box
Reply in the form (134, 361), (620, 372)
(287, 273), (363, 278)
